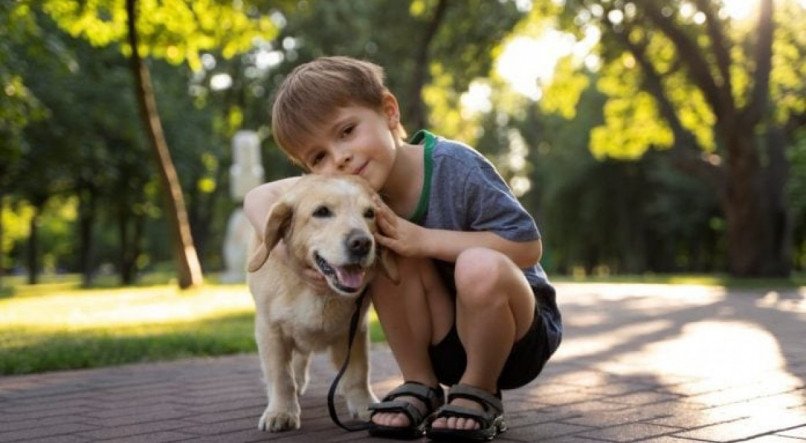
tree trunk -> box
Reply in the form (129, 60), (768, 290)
(722, 134), (767, 276)
(26, 207), (39, 285)
(118, 208), (135, 285)
(125, 0), (202, 288)
(764, 126), (793, 276)
(0, 195), (4, 290)
(405, 0), (449, 131)
(78, 187), (96, 287)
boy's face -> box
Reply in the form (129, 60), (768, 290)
(292, 96), (400, 192)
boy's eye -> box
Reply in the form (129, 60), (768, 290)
(310, 152), (325, 166)
(341, 125), (355, 138)
(313, 206), (332, 218)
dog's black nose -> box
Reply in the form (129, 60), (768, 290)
(346, 230), (372, 258)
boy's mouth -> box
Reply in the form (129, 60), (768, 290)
(352, 162), (368, 176)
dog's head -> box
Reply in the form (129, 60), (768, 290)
(247, 175), (398, 296)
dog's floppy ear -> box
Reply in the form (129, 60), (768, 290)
(247, 200), (293, 272)
(379, 247), (400, 284)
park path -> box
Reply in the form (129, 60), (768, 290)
(1, 283), (805, 442)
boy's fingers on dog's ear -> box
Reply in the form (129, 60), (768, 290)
(372, 195), (393, 213)
(374, 233), (391, 247)
(377, 216), (396, 237)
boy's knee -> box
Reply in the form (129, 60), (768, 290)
(455, 248), (509, 306)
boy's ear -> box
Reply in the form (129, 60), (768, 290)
(381, 92), (400, 128)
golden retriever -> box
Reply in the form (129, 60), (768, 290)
(246, 174), (397, 432)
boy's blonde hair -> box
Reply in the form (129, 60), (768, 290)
(271, 56), (406, 166)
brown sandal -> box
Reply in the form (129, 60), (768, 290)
(426, 384), (506, 441)
(367, 381), (445, 439)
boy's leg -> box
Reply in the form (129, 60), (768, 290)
(431, 247), (536, 431)
(369, 255), (454, 428)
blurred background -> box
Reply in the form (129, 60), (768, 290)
(1, 0), (804, 290)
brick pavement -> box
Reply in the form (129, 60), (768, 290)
(1, 283), (805, 442)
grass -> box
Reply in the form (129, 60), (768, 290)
(1, 271), (802, 376)
(0, 275), (386, 375)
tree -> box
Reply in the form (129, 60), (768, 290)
(124, 0), (201, 288)
(539, 0), (805, 276)
(44, 0), (279, 288)
(0, 2), (46, 287)
(257, 0), (524, 141)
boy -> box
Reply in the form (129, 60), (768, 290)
(245, 56), (561, 441)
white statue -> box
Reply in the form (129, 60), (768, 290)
(221, 130), (264, 283)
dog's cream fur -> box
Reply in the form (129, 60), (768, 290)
(246, 175), (397, 432)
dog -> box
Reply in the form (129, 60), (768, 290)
(246, 174), (398, 432)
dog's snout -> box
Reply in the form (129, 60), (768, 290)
(346, 229), (372, 258)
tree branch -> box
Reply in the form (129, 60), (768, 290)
(693, 0), (735, 113)
(641, 3), (725, 118)
(608, 18), (723, 189)
(741, 0), (774, 127)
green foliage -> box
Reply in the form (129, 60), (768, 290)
(0, 3), (46, 187)
(518, 80), (724, 275)
(540, 56), (590, 120)
(1, 199), (34, 258)
(789, 130), (806, 269)
(43, 0), (279, 70)
(535, 0), (803, 159)
(2, 0), (802, 281)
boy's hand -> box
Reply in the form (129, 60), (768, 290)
(272, 242), (329, 292)
(372, 195), (424, 258)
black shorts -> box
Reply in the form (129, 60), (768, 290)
(428, 282), (562, 390)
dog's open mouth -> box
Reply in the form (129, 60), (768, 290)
(314, 252), (367, 294)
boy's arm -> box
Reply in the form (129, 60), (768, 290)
(243, 177), (300, 237)
(373, 196), (542, 268)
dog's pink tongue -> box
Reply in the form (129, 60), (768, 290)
(335, 267), (365, 289)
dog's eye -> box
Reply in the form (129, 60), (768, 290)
(364, 208), (375, 219)
(313, 206), (332, 218)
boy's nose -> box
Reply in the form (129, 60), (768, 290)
(335, 150), (353, 170)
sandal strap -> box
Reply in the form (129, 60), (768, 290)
(368, 400), (425, 424)
(446, 384), (503, 415)
(383, 381), (444, 409)
(432, 404), (498, 427)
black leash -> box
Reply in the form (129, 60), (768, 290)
(327, 289), (370, 431)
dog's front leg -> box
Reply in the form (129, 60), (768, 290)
(256, 320), (300, 432)
(291, 351), (310, 395)
(330, 320), (377, 421)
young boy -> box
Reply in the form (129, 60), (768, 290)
(244, 56), (561, 441)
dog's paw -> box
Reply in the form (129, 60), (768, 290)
(258, 408), (300, 432)
(345, 391), (377, 421)
(353, 405), (372, 421)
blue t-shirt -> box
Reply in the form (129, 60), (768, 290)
(408, 130), (549, 287)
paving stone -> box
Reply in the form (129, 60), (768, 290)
(576, 422), (682, 442)
(1, 283), (804, 442)
(561, 403), (673, 428)
(503, 421), (594, 440)
(75, 419), (199, 440)
(672, 413), (806, 442)
(778, 425), (806, 438)
(107, 431), (198, 443)
(743, 436), (806, 442)
(0, 422), (98, 442)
